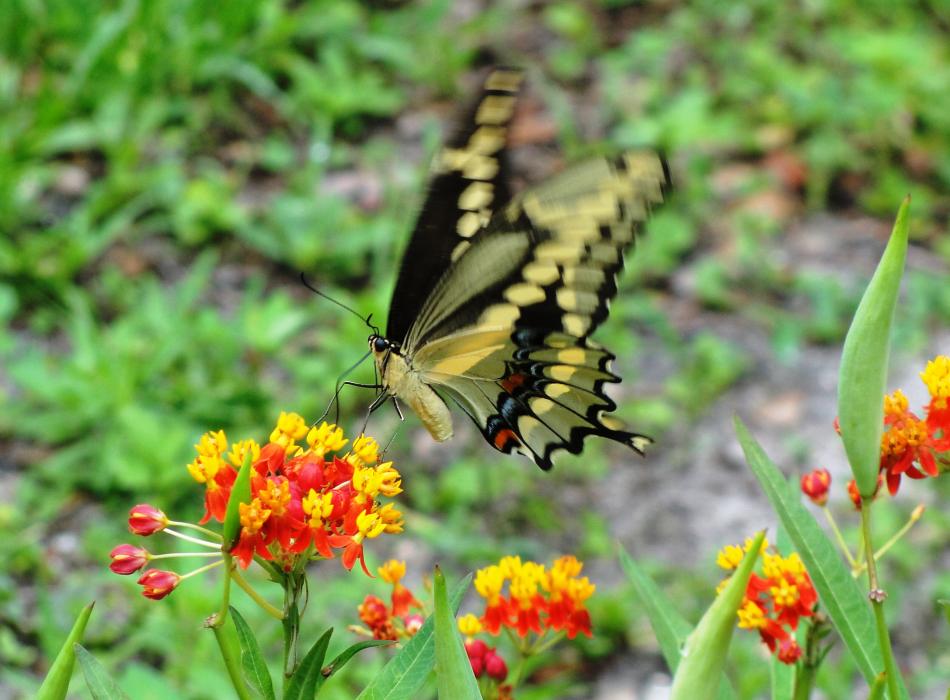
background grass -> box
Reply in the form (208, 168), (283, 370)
(1, 0), (949, 698)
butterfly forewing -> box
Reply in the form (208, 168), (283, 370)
(386, 67), (524, 344)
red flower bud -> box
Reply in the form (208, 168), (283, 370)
(800, 468), (831, 506)
(484, 650), (508, 681)
(465, 638), (488, 659)
(109, 544), (149, 575)
(776, 638), (802, 664)
(128, 504), (169, 535)
(137, 569), (180, 600)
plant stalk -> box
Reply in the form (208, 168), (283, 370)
(211, 617), (254, 700)
(860, 500), (901, 700)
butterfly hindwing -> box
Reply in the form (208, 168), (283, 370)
(386, 67), (524, 344)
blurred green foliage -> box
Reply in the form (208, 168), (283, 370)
(1, 0), (949, 697)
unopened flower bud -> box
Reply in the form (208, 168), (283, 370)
(484, 650), (508, 681)
(137, 569), (180, 600)
(109, 544), (149, 575)
(128, 504), (169, 535)
(800, 468), (831, 506)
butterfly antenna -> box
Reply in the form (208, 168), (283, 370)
(299, 273), (379, 334)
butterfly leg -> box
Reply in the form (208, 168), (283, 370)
(317, 381), (383, 425)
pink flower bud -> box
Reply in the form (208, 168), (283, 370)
(128, 504), (169, 535)
(109, 544), (149, 575)
(403, 614), (424, 636)
(137, 569), (180, 600)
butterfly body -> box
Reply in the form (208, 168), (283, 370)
(369, 335), (453, 442)
(374, 68), (669, 469)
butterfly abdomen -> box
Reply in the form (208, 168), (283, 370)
(378, 350), (453, 442)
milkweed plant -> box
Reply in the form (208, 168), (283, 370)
(38, 198), (947, 699)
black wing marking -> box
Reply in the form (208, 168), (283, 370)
(386, 67), (524, 344)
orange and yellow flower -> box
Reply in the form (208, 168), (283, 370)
(718, 538), (818, 663)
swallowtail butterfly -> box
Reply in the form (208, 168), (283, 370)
(369, 68), (669, 469)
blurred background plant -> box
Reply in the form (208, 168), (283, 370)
(1, 0), (948, 698)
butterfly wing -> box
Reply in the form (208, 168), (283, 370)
(405, 151), (670, 469)
(386, 67), (524, 344)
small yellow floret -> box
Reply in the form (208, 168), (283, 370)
(474, 565), (506, 601)
(737, 600), (766, 630)
(307, 422), (348, 456)
(921, 355), (950, 406)
(458, 613), (483, 637)
(716, 544), (744, 571)
(378, 559), (406, 584)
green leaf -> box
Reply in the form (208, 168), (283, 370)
(837, 197), (910, 495)
(618, 546), (735, 700)
(223, 451), (254, 550)
(938, 599), (950, 627)
(356, 574), (472, 700)
(229, 607), (275, 700)
(433, 567), (480, 699)
(74, 644), (131, 699)
(670, 531), (765, 700)
(734, 417), (908, 699)
(37, 601), (95, 700)
(284, 628), (333, 700)
(322, 640), (395, 684)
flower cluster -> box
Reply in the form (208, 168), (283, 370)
(879, 355), (950, 494)
(718, 537), (818, 664)
(472, 555), (594, 640)
(109, 414), (404, 599)
(354, 560), (423, 641)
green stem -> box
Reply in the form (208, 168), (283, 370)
(210, 555), (233, 628)
(231, 568), (284, 620)
(852, 506), (924, 578)
(211, 618), (254, 700)
(821, 506), (856, 567)
(793, 664), (816, 700)
(860, 501), (901, 700)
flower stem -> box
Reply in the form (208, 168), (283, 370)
(209, 555), (232, 629)
(211, 616), (254, 700)
(821, 506), (856, 567)
(860, 500), (901, 700)
(168, 520), (223, 540)
(852, 504), (924, 578)
(231, 568), (284, 620)
(164, 528), (223, 549)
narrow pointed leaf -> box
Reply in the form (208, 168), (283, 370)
(433, 567), (480, 699)
(284, 628), (333, 700)
(619, 546), (735, 700)
(734, 417), (908, 699)
(670, 531), (765, 700)
(838, 198), (910, 495)
(357, 574), (472, 700)
(223, 451), (254, 549)
(74, 644), (130, 699)
(230, 607), (275, 700)
(321, 640), (395, 687)
(37, 601), (95, 700)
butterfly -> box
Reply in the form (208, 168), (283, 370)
(368, 67), (669, 470)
